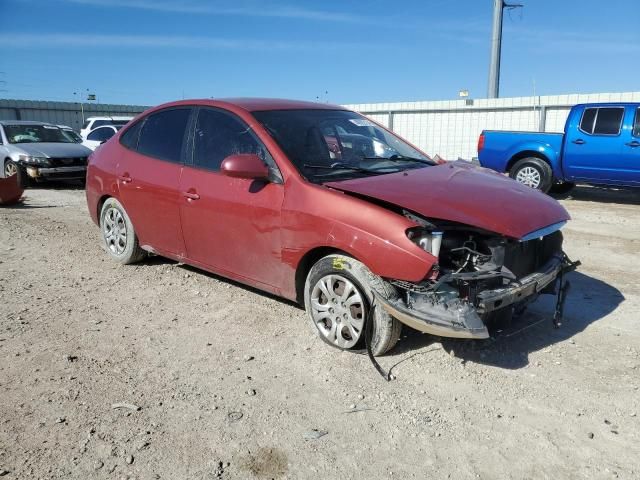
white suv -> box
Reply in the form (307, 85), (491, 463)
(80, 116), (133, 139)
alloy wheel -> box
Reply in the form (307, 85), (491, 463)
(4, 162), (17, 177)
(310, 274), (365, 349)
(102, 207), (127, 255)
(515, 166), (542, 189)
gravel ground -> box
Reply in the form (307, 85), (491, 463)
(0, 184), (639, 480)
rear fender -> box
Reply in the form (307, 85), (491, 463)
(506, 142), (562, 178)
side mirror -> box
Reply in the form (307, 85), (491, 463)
(220, 154), (269, 180)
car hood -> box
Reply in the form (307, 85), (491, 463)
(324, 161), (570, 239)
(13, 142), (92, 158)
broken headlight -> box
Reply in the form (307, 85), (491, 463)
(18, 155), (50, 166)
(407, 227), (444, 257)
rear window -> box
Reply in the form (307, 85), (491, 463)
(120, 121), (142, 150)
(92, 120), (110, 129)
(579, 108), (597, 134)
(137, 108), (191, 163)
(580, 107), (624, 135)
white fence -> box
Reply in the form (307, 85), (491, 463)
(344, 91), (640, 160)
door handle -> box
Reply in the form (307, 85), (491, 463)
(182, 191), (200, 201)
(572, 139), (586, 145)
(118, 174), (132, 183)
(625, 141), (640, 148)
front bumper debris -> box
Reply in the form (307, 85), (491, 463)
(25, 165), (87, 180)
(375, 253), (580, 340)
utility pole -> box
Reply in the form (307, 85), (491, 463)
(487, 0), (523, 98)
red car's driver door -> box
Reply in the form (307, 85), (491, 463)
(178, 107), (285, 292)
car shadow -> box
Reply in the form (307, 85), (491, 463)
(388, 271), (623, 370)
(135, 256), (622, 371)
(138, 256), (301, 308)
(553, 184), (640, 205)
(27, 180), (85, 190)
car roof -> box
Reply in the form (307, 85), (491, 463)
(0, 120), (58, 126)
(85, 116), (133, 121)
(574, 102), (640, 108)
(156, 97), (348, 113)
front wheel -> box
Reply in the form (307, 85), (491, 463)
(509, 157), (553, 193)
(4, 160), (18, 178)
(304, 254), (401, 356)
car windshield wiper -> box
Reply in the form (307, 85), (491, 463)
(303, 163), (385, 175)
(360, 155), (434, 165)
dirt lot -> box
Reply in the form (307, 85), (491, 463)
(1, 185), (639, 480)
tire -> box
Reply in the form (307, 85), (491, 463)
(4, 159), (18, 178)
(4, 160), (30, 189)
(304, 254), (402, 356)
(99, 198), (146, 264)
(549, 181), (575, 195)
(509, 157), (553, 193)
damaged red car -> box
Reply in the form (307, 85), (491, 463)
(86, 99), (578, 355)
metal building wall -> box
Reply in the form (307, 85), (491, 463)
(345, 91), (640, 160)
(0, 99), (149, 132)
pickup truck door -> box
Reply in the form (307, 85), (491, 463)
(618, 107), (640, 186)
(563, 106), (627, 185)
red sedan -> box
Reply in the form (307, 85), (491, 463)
(86, 98), (577, 355)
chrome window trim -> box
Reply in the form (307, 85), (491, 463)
(578, 107), (624, 137)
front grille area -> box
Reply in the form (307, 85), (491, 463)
(49, 157), (88, 168)
(504, 230), (563, 279)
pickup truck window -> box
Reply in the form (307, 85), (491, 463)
(580, 108), (597, 134)
(633, 108), (640, 138)
(593, 108), (624, 135)
(580, 107), (624, 135)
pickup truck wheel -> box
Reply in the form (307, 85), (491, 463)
(510, 157), (553, 192)
(550, 181), (575, 195)
(99, 198), (146, 264)
(304, 254), (401, 356)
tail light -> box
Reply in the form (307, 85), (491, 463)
(477, 133), (485, 153)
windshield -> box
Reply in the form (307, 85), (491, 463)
(60, 129), (82, 143)
(4, 124), (75, 144)
(253, 109), (433, 182)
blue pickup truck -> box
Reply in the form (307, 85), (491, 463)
(477, 103), (640, 193)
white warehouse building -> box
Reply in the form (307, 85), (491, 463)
(345, 91), (640, 161)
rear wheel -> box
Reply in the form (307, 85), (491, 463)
(99, 198), (146, 264)
(509, 157), (553, 193)
(304, 254), (401, 356)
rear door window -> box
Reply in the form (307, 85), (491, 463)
(193, 108), (274, 172)
(593, 108), (624, 135)
(137, 108), (191, 163)
(579, 108), (597, 134)
(120, 120), (142, 150)
(87, 126), (115, 142)
(581, 107), (624, 135)
(633, 108), (640, 138)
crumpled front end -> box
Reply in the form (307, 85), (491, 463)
(376, 217), (580, 339)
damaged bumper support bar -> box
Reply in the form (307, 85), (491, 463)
(375, 254), (579, 340)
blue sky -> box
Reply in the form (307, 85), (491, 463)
(0, 0), (638, 106)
